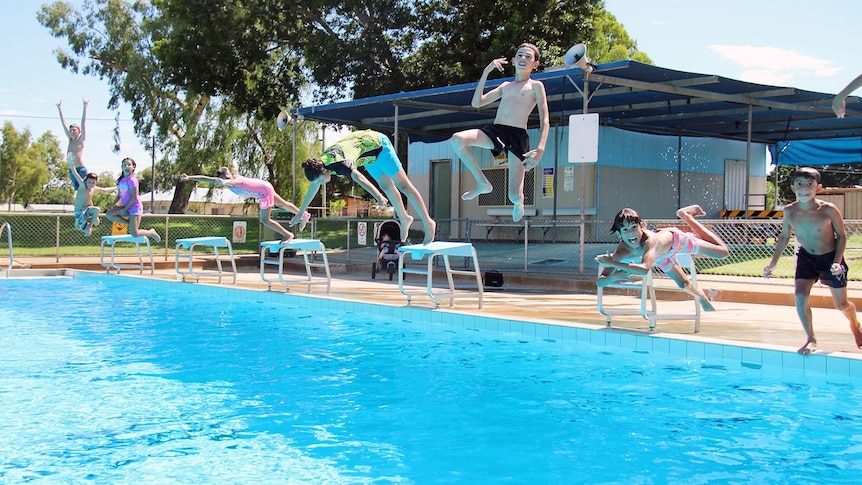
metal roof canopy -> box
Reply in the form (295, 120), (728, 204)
(295, 60), (862, 146)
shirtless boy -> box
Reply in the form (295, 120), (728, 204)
(57, 99), (88, 190)
(596, 206), (729, 312)
(449, 42), (550, 222)
(67, 156), (115, 236)
(764, 167), (862, 355)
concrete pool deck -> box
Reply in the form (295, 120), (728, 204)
(9, 254), (862, 358)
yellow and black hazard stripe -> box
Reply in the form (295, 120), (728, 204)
(720, 210), (783, 219)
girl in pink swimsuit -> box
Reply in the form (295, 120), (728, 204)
(596, 206), (729, 312)
(181, 167), (309, 242)
(105, 157), (161, 242)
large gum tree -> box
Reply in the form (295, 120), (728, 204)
(38, 0), (312, 212)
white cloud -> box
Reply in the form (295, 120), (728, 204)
(736, 69), (794, 86)
(710, 45), (843, 77)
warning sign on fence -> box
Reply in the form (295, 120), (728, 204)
(357, 222), (367, 246)
(232, 221), (247, 243)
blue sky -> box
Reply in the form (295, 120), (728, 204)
(2, 1), (861, 177)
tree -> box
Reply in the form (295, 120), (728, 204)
(40, 0), (317, 213)
(588, 9), (652, 64)
(151, 0), (651, 111)
(0, 123), (56, 209)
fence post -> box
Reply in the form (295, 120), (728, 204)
(579, 220), (585, 272)
(55, 216), (60, 263)
(346, 220), (351, 260)
(164, 214), (170, 261)
(524, 219), (529, 273)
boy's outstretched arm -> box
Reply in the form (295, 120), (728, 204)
(66, 157), (84, 185)
(180, 173), (223, 186)
(56, 101), (71, 138)
(80, 98), (88, 140)
(764, 218), (792, 277)
(290, 179), (323, 227)
(471, 58), (506, 108)
(93, 185), (117, 194)
(833, 73), (862, 118)
(828, 204), (848, 272)
(349, 169), (389, 207)
(524, 81), (550, 169)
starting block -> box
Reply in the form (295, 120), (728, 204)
(596, 253), (702, 333)
(174, 237), (237, 284)
(100, 234), (154, 275)
(398, 242), (483, 309)
(260, 239), (331, 292)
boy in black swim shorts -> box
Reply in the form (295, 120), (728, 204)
(764, 167), (862, 355)
(449, 42), (550, 222)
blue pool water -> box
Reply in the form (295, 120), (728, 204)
(1, 274), (861, 484)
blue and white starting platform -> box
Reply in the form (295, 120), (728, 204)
(398, 242), (483, 309)
(174, 237), (237, 284)
(260, 239), (331, 292)
(99, 234), (154, 275)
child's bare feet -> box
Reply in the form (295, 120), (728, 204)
(697, 296), (716, 312)
(851, 321), (862, 349)
(422, 219), (437, 245)
(462, 182), (492, 201)
(676, 205), (706, 219)
(150, 232), (161, 244)
(797, 339), (817, 356)
(512, 202), (525, 222)
(299, 211), (311, 232)
(400, 214), (415, 233)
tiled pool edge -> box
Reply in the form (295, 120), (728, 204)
(73, 271), (862, 386)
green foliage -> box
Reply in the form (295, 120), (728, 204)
(0, 122), (56, 206)
(150, 0), (646, 110)
(38, 0), (318, 214)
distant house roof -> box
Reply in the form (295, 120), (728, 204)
(25, 203), (74, 213)
(139, 187), (250, 205)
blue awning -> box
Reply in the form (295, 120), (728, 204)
(296, 60), (862, 146)
(770, 137), (862, 166)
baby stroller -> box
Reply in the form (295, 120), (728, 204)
(371, 220), (404, 281)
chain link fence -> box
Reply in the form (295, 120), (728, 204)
(3, 211), (862, 289)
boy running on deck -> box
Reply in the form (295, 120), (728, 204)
(764, 167), (862, 355)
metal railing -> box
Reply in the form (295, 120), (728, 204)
(3, 211), (861, 288)
(1, 221), (12, 269)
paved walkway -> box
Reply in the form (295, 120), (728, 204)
(7, 253), (862, 357)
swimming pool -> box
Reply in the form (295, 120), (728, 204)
(2, 272), (861, 483)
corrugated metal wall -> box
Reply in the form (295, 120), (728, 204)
(408, 126), (769, 221)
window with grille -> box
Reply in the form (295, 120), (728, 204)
(477, 168), (535, 206)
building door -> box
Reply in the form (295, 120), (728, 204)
(430, 159), (452, 220)
(724, 159), (747, 211)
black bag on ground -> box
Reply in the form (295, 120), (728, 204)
(484, 270), (504, 288)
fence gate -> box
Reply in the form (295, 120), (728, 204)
(724, 159), (747, 211)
